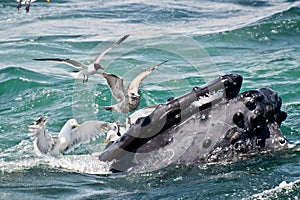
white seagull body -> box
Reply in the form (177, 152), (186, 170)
(104, 126), (126, 143)
(34, 34), (130, 82)
(28, 116), (119, 156)
(99, 60), (167, 114)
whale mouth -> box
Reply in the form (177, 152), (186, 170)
(98, 74), (288, 172)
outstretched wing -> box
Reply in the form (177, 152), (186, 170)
(93, 34), (130, 64)
(128, 61), (167, 95)
(98, 72), (126, 102)
(28, 116), (54, 155)
(64, 121), (118, 153)
(34, 58), (88, 69)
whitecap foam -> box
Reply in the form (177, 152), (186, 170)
(245, 179), (300, 200)
(0, 140), (112, 175)
(43, 154), (111, 174)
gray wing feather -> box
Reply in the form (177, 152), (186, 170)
(65, 121), (117, 153)
(93, 34), (130, 64)
(128, 61), (167, 95)
(98, 72), (126, 102)
(34, 58), (88, 69)
(28, 122), (54, 155)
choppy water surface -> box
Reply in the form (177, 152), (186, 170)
(0, 0), (300, 199)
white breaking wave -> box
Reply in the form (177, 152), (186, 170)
(0, 140), (112, 175)
(245, 179), (300, 200)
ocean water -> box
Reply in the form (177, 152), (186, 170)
(0, 0), (300, 199)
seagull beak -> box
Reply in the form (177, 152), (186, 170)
(47, 0), (50, 2)
(75, 123), (80, 128)
(104, 138), (110, 143)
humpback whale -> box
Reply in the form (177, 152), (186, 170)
(98, 74), (288, 173)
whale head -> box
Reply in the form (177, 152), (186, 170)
(98, 74), (288, 172)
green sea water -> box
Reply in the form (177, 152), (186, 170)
(0, 0), (300, 199)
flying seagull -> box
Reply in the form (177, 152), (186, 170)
(34, 34), (130, 83)
(28, 116), (119, 156)
(99, 60), (168, 114)
(16, 0), (50, 12)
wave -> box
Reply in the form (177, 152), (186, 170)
(0, 140), (111, 175)
(0, 67), (61, 103)
(2, 0), (298, 41)
(0, 67), (60, 84)
(197, 6), (300, 45)
(246, 179), (300, 199)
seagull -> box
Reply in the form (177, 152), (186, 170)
(16, 0), (50, 12)
(104, 130), (121, 143)
(103, 126), (127, 151)
(34, 34), (130, 83)
(99, 60), (168, 114)
(28, 116), (119, 156)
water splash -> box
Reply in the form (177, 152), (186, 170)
(246, 179), (300, 200)
(0, 140), (111, 175)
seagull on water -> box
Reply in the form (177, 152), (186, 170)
(99, 60), (168, 114)
(28, 116), (119, 156)
(16, 0), (50, 12)
(34, 34), (130, 83)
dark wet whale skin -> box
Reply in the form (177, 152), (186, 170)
(98, 74), (288, 172)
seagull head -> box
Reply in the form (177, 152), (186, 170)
(105, 129), (120, 143)
(129, 92), (141, 100)
(128, 92), (140, 107)
(36, 115), (46, 125)
(94, 63), (105, 71)
(111, 122), (120, 133)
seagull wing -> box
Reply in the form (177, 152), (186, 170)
(64, 121), (117, 153)
(98, 72), (126, 102)
(28, 117), (54, 155)
(127, 61), (167, 95)
(93, 34), (130, 64)
(34, 58), (88, 69)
